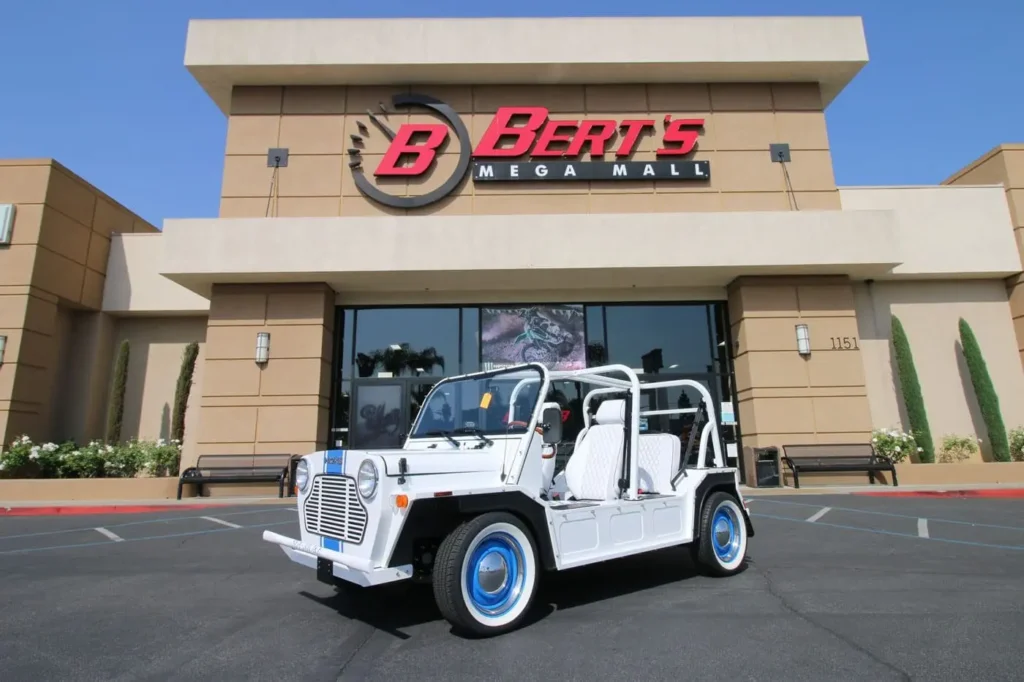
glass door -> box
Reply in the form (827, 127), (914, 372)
(350, 381), (406, 449)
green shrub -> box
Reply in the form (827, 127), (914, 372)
(890, 315), (935, 462)
(105, 340), (131, 444)
(171, 342), (199, 445)
(938, 434), (980, 463)
(1009, 427), (1024, 462)
(958, 318), (1010, 462)
(0, 435), (181, 479)
(871, 428), (921, 464)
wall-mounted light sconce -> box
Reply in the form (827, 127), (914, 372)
(795, 324), (811, 356)
(0, 204), (14, 245)
(255, 332), (270, 365)
(0, 335), (6, 365)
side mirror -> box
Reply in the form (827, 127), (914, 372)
(540, 406), (563, 445)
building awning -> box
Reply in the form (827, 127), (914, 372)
(156, 210), (904, 298)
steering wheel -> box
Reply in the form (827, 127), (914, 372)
(507, 420), (529, 429)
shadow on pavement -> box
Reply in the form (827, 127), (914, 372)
(300, 545), (745, 638)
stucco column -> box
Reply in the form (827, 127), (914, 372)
(190, 283), (334, 468)
(728, 276), (873, 456)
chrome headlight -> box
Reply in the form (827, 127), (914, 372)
(357, 459), (378, 499)
(295, 459), (310, 493)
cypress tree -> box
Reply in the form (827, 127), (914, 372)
(958, 318), (1010, 462)
(171, 342), (199, 444)
(105, 340), (130, 444)
(890, 315), (934, 462)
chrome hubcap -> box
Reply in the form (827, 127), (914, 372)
(476, 551), (508, 593)
(714, 519), (731, 547)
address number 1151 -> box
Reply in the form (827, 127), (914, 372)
(830, 336), (859, 350)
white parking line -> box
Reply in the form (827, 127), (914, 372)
(94, 527), (124, 542)
(806, 507), (832, 523)
(201, 516), (241, 529)
(918, 518), (929, 538)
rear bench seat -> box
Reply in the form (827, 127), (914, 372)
(637, 432), (681, 494)
(558, 398), (682, 499)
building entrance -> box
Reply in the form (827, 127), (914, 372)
(329, 301), (743, 477)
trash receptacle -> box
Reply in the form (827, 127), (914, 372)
(754, 447), (781, 488)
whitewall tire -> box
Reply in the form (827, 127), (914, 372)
(691, 491), (748, 576)
(433, 512), (539, 636)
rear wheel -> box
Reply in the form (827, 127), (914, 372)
(690, 491), (748, 576)
(433, 512), (539, 637)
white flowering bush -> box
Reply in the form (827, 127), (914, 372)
(871, 428), (923, 464)
(1009, 427), (1024, 463)
(938, 434), (980, 464)
(0, 435), (181, 479)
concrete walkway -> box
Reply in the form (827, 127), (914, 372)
(3, 482), (1024, 514)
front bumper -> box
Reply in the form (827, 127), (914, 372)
(262, 530), (413, 587)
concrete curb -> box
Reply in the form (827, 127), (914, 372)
(742, 484), (1024, 497)
(853, 488), (1024, 498)
(0, 497), (296, 516)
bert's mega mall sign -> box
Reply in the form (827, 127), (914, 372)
(349, 93), (711, 209)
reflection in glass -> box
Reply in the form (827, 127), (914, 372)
(462, 308), (479, 373)
(604, 305), (713, 374)
(584, 305), (607, 367)
(340, 309), (354, 379)
(354, 308), (458, 378)
(332, 380), (351, 448)
(351, 384), (404, 449)
(409, 382), (437, 435)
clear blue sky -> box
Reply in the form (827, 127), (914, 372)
(1, 1), (1021, 227)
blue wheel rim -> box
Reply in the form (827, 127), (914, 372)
(711, 504), (742, 563)
(465, 531), (526, 617)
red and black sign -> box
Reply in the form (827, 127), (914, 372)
(350, 93), (710, 210)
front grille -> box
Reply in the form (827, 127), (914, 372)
(303, 475), (368, 545)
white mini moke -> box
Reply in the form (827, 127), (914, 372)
(264, 363), (754, 636)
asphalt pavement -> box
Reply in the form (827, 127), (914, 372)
(1, 495), (1022, 681)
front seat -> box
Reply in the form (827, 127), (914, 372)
(563, 399), (627, 501)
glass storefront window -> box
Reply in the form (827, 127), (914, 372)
(585, 305), (607, 366)
(603, 304), (714, 375)
(353, 307), (459, 378)
(461, 308), (480, 374)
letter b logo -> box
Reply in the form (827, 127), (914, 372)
(375, 124), (450, 176)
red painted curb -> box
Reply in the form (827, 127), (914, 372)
(0, 504), (220, 516)
(855, 489), (1024, 499)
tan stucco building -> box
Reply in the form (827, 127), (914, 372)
(3, 15), (1024, 481)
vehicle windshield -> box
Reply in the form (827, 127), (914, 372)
(409, 367), (544, 439)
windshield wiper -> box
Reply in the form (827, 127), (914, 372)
(425, 430), (459, 446)
(454, 427), (494, 447)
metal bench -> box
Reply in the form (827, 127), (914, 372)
(781, 443), (898, 489)
(177, 454), (297, 499)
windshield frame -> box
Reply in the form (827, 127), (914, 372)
(406, 363), (550, 442)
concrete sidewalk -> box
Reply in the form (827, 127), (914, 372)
(0, 496), (295, 515)
(4, 482), (1024, 515)
(741, 481), (1024, 497)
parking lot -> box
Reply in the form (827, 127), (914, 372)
(2, 494), (1023, 681)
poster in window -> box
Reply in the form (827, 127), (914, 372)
(480, 305), (586, 370)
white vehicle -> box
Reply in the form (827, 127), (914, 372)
(263, 363), (754, 636)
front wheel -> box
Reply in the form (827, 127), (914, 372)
(690, 491), (748, 576)
(433, 512), (539, 637)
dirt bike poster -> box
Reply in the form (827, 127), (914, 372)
(480, 305), (586, 370)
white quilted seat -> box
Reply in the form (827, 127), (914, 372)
(564, 399), (626, 501)
(637, 433), (681, 494)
